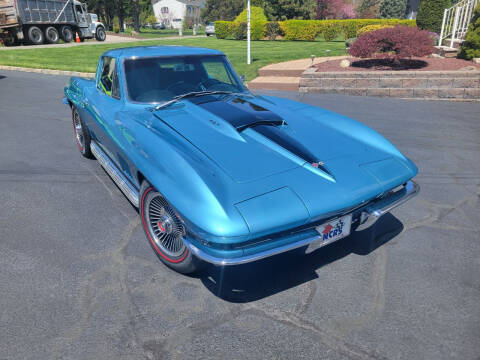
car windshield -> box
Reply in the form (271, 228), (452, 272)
(124, 55), (246, 103)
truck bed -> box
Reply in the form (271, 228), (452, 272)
(0, 0), (76, 29)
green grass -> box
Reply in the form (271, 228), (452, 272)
(0, 37), (346, 81)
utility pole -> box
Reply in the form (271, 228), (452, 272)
(247, 0), (251, 65)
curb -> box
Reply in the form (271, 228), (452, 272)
(0, 65), (95, 78)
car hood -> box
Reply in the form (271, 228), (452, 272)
(151, 94), (417, 233)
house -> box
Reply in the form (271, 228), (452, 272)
(152, 0), (206, 29)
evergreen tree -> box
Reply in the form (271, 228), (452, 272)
(379, 0), (407, 18)
(416, 0), (451, 34)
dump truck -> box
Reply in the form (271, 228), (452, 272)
(0, 0), (106, 46)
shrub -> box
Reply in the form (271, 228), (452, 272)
(233, 22), (247, 40)
(215, 19), (416, 41)
(356, 0), (381, 18)
(319, 22), (340, 41)
(357, 24), (395, 36)
(251, 21), (267, 40)
(458, 3), (480, 59)
(416, 0), (451, 34)
(379, 0), (407, 19)
(113, 25), (120, 33)
(279, 20), (319, 41)
(348, 26), (435, 61)
(266, 21), (281, 40)
(234, 6), (268, 23)
(214, 21), (233, 39)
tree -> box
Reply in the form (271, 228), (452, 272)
(356, 0), (381, 18)
(458, 3), (480, 59)
(201, 0), (245, 23)
(260, 0), (316, 20)
(132, 0), (140, 31)
(379, 0), (407, 18)
(416, 0), (451, 34)
(316, 0), (344, 19)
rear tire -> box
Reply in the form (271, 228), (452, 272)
(72, 106), (93, 159)
(45, 26), (59, 44)
(95, 26), (106, 41)
(27, 26), (44, 45)
(60, 26), (74, 43)
(140, 181), (204, 274)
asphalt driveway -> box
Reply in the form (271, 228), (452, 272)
(0, 70), (479, 360)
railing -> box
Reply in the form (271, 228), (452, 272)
(439, 0), (480, 48)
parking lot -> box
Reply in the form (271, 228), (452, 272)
(0, 70), (479, 360)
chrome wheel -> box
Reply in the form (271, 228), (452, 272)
(144, 192), (186, 258)
(73, 110), (85, 150)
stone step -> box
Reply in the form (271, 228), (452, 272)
(434, 45), (460, 57)
(258, 68), (305, 77)
(299, 77), (479, 89)
(302, 69), (480, 79)
(298, 87), (480, 100)
(248, 76), (300, 91)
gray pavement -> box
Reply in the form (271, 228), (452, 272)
(0, 70), (479, 360)
(0, 34), (202, 50)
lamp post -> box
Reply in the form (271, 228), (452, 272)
(247, 0), (251, 65)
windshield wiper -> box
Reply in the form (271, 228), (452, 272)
(154, 91), (243, 110)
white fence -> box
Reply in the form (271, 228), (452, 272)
(439, 0), (480, 48)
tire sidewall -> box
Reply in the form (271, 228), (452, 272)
(72, 106), (93, 158)
(61, 26), (73, 42)
(96, 27), (106, 41)
(139, 182), (202, 274)
(28, 26), (44, 45)
(45, 27), (59, 44)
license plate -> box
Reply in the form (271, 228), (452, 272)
(307, 214), (352, 253)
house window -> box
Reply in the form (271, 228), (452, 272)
(187, 6), (193, 14)
(161, 7), (168, 14)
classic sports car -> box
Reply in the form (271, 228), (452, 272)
(64, 46), (419, 274)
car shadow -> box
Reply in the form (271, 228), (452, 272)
(0, 75), (6, 80)
(198, 213), (403, 302)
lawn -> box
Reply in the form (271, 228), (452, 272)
(0, 37), (346, 81)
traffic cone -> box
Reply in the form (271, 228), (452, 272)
(75, 32), (80, 43)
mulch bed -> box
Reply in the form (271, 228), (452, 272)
(314, 57), (480, 72)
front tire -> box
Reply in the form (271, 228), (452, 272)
(140, 182), (203, 274)
(95, 26), (106, 41)
(72, 107), (93, 159)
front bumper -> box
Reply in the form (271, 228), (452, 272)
(184, 180), (420, 266)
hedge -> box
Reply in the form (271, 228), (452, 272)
(215, 19), (416, 41)
(215, 21), (266, 40)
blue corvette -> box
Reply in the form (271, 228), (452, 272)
(64, 46), (419, 274)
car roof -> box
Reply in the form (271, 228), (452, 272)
(103, 46), (224, 59)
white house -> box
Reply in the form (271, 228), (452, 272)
(152, 0), (206, 29)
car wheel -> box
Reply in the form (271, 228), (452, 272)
(45, 26), (59, 44)
(140, 182), (204, 274)
(27, 26), (44, 45)
(95, 26), (106, 41)
(72, 107), (93, 159)
(60, 26), (74, 42)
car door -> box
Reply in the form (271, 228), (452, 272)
(86, 56), (138, 185)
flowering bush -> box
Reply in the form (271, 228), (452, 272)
(348, 26), (435, 61)
(357, 24), (394, 36)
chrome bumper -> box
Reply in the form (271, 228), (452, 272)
(184, 180), (420, 266)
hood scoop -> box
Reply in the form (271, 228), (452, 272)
(189, 95), (328, 172)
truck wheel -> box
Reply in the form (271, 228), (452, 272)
(27, 26), (44, 45)
(95, 26), (106, 41)
(3, 32), (18, 47)
(60, 26), (73, 43)
(45, 27), (59, 44)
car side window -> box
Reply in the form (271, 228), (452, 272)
(99, 57), (120, 99)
